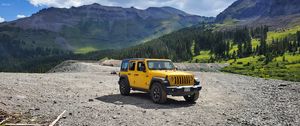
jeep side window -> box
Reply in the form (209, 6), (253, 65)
(137, 62), (145, 71)
(120, 61), (129, 71)
(129, 61), (136, 71)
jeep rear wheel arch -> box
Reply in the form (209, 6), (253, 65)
(119, 75), (129, 85)
(119, 78), (130, 95)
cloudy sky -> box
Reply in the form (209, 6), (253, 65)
(0, 0), (237, 22)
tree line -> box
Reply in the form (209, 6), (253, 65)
(111, 24), (300, 63)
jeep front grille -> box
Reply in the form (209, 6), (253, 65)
(168, 75), (194, 85)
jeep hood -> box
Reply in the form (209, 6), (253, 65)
(149, 70), (193, 77)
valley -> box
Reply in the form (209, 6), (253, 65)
(1, 0), (300, 125)
(0, 62), (299, 125)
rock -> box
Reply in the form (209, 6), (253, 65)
(69, 112), (72, 116)
(29, 107), (40, 111)
(279, 84), (287, 87)
(88, 99), (94, 102)
(30, 116), (38, 122)
(0, 102), (7, 106)
(112, 116), (117, 119)
(110, 71), (117, 75)
(53, 101), (57, 104)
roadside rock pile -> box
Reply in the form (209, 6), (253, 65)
(174, 63), (229, 72)
(48, 60), (119, 73)
(100, 59), (121, 67)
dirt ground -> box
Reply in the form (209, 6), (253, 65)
(0, 62), (299, 126)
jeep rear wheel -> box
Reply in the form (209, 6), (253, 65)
(119, 79), (130, 96)
(150, 83), (167, 104)
(184, 92), (199, 103)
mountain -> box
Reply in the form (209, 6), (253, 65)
(216, 0), (300, 29)
(0, 3), (213, 53)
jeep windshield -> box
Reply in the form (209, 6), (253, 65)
(147, 60), (175, 70)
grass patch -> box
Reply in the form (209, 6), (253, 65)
(229, 42), (238, 55)
(274, 53), (300, 63)
(228, 39), (259, 55)
(192, 51), (211, 63)
(267, 26), (300, 43)
(222, 54), (300, 82)
(75, 47), (98, 54)
(251, 39), (259, 49)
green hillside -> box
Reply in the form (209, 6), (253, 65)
(223, 54), (300, 81)
(112, 24), (300, 81)
(213, 27), (300, 81)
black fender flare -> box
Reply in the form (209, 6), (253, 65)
(149, 77), (170, 90)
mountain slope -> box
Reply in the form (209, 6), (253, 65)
(216, 0), (300, 29)
(0, 3), (213, 52)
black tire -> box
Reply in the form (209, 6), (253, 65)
(119, 79), (130, 96)
(150, 83), (167, 104)
(184, 92), (199, 103)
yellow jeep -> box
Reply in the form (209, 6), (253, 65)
(118, 58), (202, 104)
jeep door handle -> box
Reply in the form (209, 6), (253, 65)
(128, 73), (131, 75)
(134, 74), (139, 76)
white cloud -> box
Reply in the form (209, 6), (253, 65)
(0, 16), (5, 23)
(17, 15), (27, 19)
(28, 0), (114, 8)
(27, 0), (237, 16)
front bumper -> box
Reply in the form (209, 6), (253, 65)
(165, 85), (202, 96)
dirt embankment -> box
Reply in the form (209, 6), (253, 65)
(0, 61), (299, 125)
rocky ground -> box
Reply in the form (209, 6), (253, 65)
(0, 61), (299, 126)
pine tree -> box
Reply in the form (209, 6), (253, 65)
(297, 31), (300, 47)
(237, 43), (243, 58)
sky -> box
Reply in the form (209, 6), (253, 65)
(0, 0), (237, 22)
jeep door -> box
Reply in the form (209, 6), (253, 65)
(134, 61), (149, 89)
(127, 61), (136, 87)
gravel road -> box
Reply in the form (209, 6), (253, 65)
(0, 62), (299, 126)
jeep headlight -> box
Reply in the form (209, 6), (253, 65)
(194, 77), (201, 86)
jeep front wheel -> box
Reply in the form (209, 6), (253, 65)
(184, 92), (199, 103)
(119, 79), (130, 96)
(150, 83), (167, 104)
